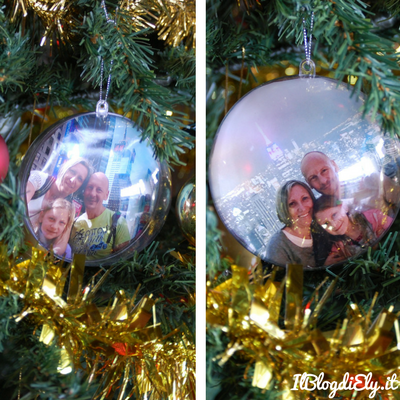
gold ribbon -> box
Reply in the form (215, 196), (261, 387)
(207, 264), (400, 397)
(0, 248), (195, 400)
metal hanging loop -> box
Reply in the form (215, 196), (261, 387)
(299, 59), (316, 78)
(299, 11), (315, 78)
(96, 100), (109, 117)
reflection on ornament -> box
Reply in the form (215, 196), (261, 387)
(0, 136), (9, 182)
(176, 176), (195, 245)
(209, 76), (400, 269)
(215, 208), (260, 270)
(20, 111), (171, 266)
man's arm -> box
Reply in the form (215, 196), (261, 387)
(356, 172), (400, 210)
(113, 217), (131, 252)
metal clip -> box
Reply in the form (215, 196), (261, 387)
(96, 100), (109, 118)
(299, 59), (316, 78)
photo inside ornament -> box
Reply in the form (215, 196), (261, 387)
(20, 112), (171, 266)
(209, 76), (400, 269)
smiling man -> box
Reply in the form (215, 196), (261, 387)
(300, 152), (340, 197)
(301, 150), (400, 215)
(69, 172), (130, 259)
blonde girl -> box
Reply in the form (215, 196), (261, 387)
(35, 198), (75, 258)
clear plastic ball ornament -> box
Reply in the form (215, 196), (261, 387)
(209, 76), (400, 269)
(176, 176), (195, 245)
(20, 112), (171, 266)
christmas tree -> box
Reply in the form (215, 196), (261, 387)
(0, 1), (195, 399)
(207, 1), (400, 399)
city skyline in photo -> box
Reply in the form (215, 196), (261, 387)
(209, 78), (371, 199)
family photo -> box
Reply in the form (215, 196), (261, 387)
(24, 113), (164, 263)
(209, 78), (400, 268)
(266, 149), (399, 268)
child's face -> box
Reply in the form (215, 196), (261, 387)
(315, 205), (349, 236)
(40, 208), (68, 240)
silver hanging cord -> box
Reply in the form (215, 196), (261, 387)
(303, 11), (314, 62)
(101, 0), (111, 21)
(96, 0), (117, 117)
(299, 11), (315, 78)
(101, 0), (117, 25)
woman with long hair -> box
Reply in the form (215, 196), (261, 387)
(266, 180), (332, 268)
(26, 157), (91, 227)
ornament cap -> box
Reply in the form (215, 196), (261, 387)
(96, 100), (109, 118)
(299, 59), (316, 78)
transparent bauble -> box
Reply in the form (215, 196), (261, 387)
(176, 176), (195, 245)
(209, 76), (400, 269)
(20, 112), (171, 266)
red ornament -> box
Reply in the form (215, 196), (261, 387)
(0, 135), (9, 182)
(111, 342), (142, 357)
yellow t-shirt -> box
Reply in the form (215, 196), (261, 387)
(70, 208), (131, 260)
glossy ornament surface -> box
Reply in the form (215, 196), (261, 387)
(209, 76), (400, 269)
(176, 176), (195, 245)
(20, 112), (171, 266)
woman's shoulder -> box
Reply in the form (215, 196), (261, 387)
(28, 170), (49, 188)
(29, 170), (48, 179)
(267, 230), (287, 247)
(265, 230), (289, 260)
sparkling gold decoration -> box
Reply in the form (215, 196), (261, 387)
(26, 0), (74, 45)
(120, 0), (158, 31)
(11, 0), (195, 49)
(10, 0), (29, 20)
(1, 247), (195, 400)
(155, 0), (195, 49)
(121, 0), (195, 49)
(176, 176), (195, 245)
(207, 264), (400, 398)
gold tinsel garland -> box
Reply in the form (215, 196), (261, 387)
(153, 0), (195, 49)
(10, 0), (196, 49)
(0, 246), (195, 400)
(207, 264), (400, 399)
(120, 0), (195, 49)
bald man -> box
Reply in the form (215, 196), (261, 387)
(301, 152), (340, 197)
(301, 151), (400, 213)
(69, 172), (130, 259)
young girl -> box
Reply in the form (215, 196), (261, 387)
(34, 198), (75, 259)
(314, 196), (393, 262)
